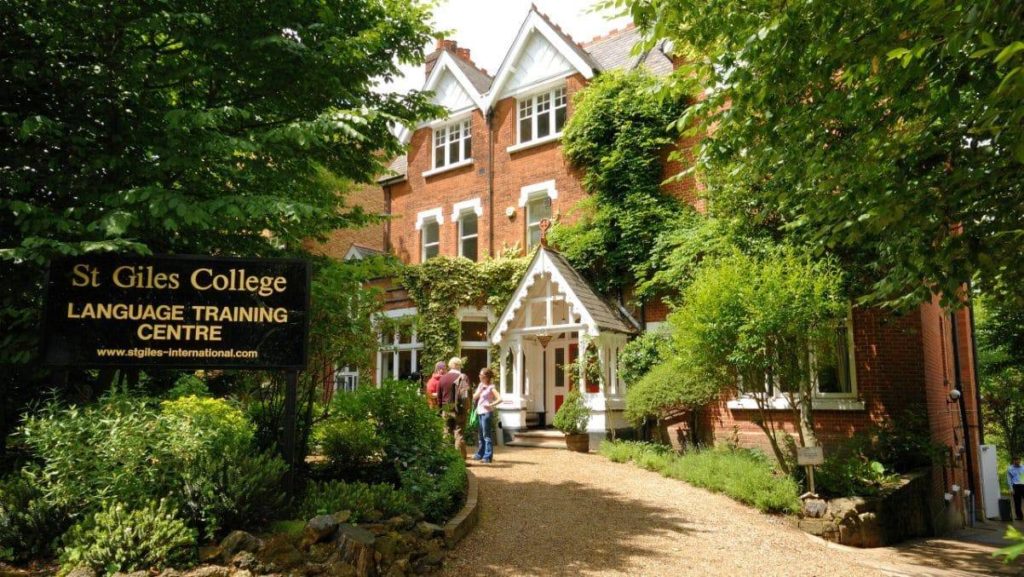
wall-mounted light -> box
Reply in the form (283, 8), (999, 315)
(505, 206), (516, 219)
(944, 492), (954, 502)
(951, 484), (961, 493)
(948, 389), (962, 402)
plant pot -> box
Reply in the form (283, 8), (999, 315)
(564, 432), (590, 453)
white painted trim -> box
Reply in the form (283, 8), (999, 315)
(518, 179), (558, 207)
(425, 109), (474, 129)
(451, 198), (484, 221)
(423, 157), (474, 178)
(486, 10), (596, 109)
(414, 208), (443, 231)
(508, 74), (572, 99)
(423, 51), (487, 112)
(381, 307), (417, 319)
(726, 396), (866, 411)
(507, 132), (562, 154)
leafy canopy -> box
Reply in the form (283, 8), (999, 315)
(610, 0), (1024, 307)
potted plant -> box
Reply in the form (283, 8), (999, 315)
(553, 388), (591, 452)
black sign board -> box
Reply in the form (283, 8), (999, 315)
(42, 254), (310, 370)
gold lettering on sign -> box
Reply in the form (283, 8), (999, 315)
(137, 324), (223, 341)
(71, 264), (101, 287)
(190, 268), (287, 297)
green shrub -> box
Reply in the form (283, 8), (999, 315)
(299, 480), (417, 522)
(315, 419), (385, 471)
(0, 469), (65, 562)
(160, 395), (253, 458)
(400, 448), (467, 523)
(20, 395), (172, 517)
(59, 500), (195, 576)
(553, 389), (590, 435)
(619, 329), (670, 386)
(325, 381), (448, 482)
(164, 374), (211, 399)
(599, 441), (800, 514)
(869, 412), (945, 473)
(816, 452), (899, 498)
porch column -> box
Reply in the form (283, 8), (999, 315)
(610, 343), (618, 396)
(514, 336), (524, 399)
(499, 344), (510, 395)
(597, 343), (607, 395)
(578, 335), (588, 391)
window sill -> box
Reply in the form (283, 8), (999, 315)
(727, 396), (865, 411)
(507, 133), (562, 154)
(423, 158), (474, 178)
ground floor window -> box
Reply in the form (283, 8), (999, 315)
(334, 367), (359, 393)
(459, 314), (491, 387)
(378, 320), (421, 383)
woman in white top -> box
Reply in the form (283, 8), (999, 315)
(472, 367), (502, 463)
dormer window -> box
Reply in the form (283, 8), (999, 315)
(518, 86), (567, 144)
(433, 119), (472, 169)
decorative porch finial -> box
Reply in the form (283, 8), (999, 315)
(539, 218), (551, 248)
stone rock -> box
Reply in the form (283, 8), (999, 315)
(232, 571), (253, 577)
(333, 510), (352, 524)
(386, 515), (414, 531)
(183, 567), (232, 577)
(257, 534), (306, 571)
(230, 551), (260, 571)
(220, 530), (263, 560)
(360, 523), (387, 536)
(157, 571), (183, 577)
(336, 524), (377, 577)
(374, 531), (409, 567)
(111, 572), (148, 577)
(304, 514), (341, 547)
(414, 522), (443, 539)
(802, 498), (828, 519)
(65, 568), (97, 577)
(797, 517), (830, 536)
(199, 546), (223, 564)
(826, 497), (867, 520)
(325, 562), (357, 577)
(855, 512), (883, 548)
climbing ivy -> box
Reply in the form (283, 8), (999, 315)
(400, 253), (529, 368)
(550, 69), (688, 294)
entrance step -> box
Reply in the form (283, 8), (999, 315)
(507, 429), (567, 449)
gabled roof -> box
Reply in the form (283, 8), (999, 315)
(423, 50), (488, 113)
(449, 55), (493, 93)
(345, 244), (386, 261)
(586, 26), (674, 76)
(484, 8), (600, 107)
(377, 155), (407, 184)
(490, 246), (639, 345)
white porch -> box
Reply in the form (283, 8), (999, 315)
(490, 247), (638, 443)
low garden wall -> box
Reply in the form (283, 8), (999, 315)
(798, 468), (937, 547)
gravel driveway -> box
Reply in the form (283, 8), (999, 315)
(441, 446), (1009, 577)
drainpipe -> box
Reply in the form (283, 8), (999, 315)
(486, 107), (496, 258)
(383, 184), (392, 253)
(966, 281), (984, 443)
(950, 310), (977, 522)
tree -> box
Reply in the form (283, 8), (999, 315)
(667, 247), (847, 469)
(976, 296), (1024, 458)
(609, 0), (1024, 308)
(550, 69), (687, 294)
(0, 0), (440, 452)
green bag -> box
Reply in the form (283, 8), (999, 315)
(468, 405), (478, 427)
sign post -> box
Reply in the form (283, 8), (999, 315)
(42, 254), (310, 492)
(797, 445), (825, 498)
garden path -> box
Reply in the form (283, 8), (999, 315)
(441, 446), (1016, 577)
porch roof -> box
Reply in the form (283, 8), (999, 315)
(491, 247), (639, 344)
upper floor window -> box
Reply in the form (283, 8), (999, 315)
(434, 119), (472, 169)
(526, 194), (552, 249)
(458, 211), (478, 261)
(422, 220), (440, 261)
(518, 86), (567, 144)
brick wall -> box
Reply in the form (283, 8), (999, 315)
(303, 182), (386, 260)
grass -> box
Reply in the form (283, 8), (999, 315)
(599, 440), (801, 514)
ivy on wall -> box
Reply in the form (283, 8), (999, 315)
(549, 69), (689, 295)
(400, 252), (529, 369)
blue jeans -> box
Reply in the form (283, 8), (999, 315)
(474, 411), (493, 461)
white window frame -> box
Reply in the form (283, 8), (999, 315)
(376, 317), (422, 385)
(415, 208), (443, 262)
(451, 198), (483, 260)
(427, 117), (472, 175)
(333, 366), (360, 394)
(727, 309), (861, 411)
(512, 85), (567, 150)
(520, 181), (557, 250)
(458, 308), (494, 385)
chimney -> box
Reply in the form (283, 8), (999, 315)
(425, 38), (471, 78)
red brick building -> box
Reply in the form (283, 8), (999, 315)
(334, 7), (986, 529)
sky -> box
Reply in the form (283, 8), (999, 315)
(379, 0), (632, 95)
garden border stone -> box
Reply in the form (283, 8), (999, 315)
(443, 469), (478, 547)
